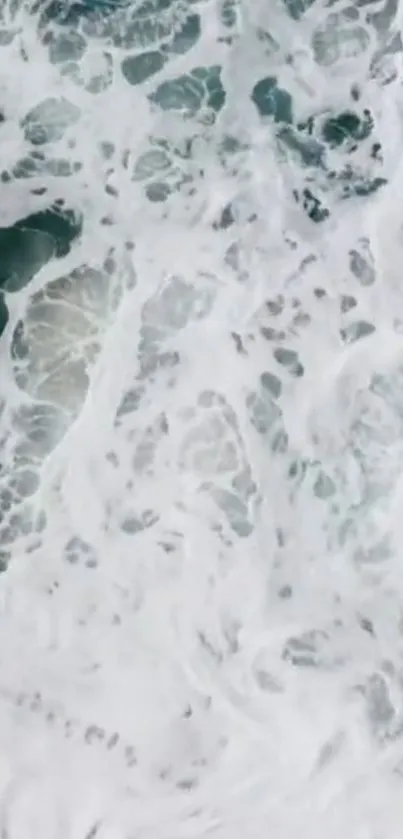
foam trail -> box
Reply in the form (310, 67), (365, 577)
(0, 0), (403, 836)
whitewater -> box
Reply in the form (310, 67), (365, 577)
(0, 0), (403, 835)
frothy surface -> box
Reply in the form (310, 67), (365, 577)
(0, 1), (403, 836)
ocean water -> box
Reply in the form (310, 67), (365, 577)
(0, 0), (403, 835)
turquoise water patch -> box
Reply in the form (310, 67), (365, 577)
(22, 98), (81, 146)
(251, 77), (293, 123)
(37, 0), (130, 27)
(0, 294), (8, 338)
(0, 228), (55, 293)
(13, 207), (82, 258)
(121, 50), (166, 85)
(249, 74), (386, 223)
(150, 66), (226, 118)
(132, 138), (198, 203)
(163, 13), (200, 55)
(293, 188), (329, 223)
(12, 154), (78, 179)
(283, 0), (316, 20)
(133, 147), (171, 180)
(46, 30), (87, 63)
(0, 207), (82, 293)
(321, 109), (373, 148)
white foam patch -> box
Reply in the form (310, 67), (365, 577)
(0, 0), (403, 836)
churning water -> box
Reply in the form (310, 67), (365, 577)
(0, 0), (402, 835)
